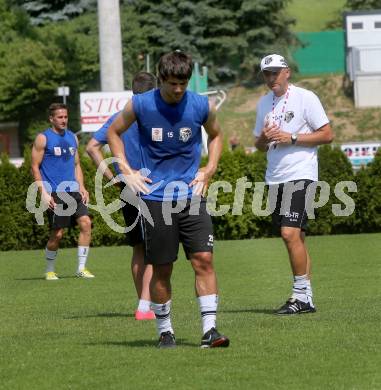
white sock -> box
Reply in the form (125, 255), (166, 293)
(137, 299), (151, 312)
(292, 274), (308, 303)
(78, 246), (89, 272)
(45, 248), (57, 273)
(198, 294), (218, 334)
(306, 279), (314, 307)
(151, 300), (173, 336)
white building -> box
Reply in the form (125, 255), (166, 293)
(345, 10), (381, 108)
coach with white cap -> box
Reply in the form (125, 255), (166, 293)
(253, 53), (334, 315)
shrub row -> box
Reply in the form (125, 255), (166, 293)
(0, 145), (380, 250)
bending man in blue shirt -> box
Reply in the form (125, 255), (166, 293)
(86, 72), (157, 320)
(108, 51), (230, 349)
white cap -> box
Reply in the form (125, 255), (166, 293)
(260, 54), (288, 71)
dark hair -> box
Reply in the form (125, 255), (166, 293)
(48, 103), (68, 117)
(132, 71), (157, 94)
(158, 51), (193, 81)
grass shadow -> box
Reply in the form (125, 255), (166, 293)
(65, 312), (135, 319)
(15, 275), (77, 281)
(221, 308), (275, 315)
(86, 338), (198, 348)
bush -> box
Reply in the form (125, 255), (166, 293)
(0, 145), (376, 250)
(308, 145), (357, 235)
(353, 149), (381, 233)
(208, 149), (272, 240)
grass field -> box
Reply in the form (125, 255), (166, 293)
(1, 234), (381, 389)
(287, 0), (346, 32)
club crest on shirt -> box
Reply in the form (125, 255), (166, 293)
(179, 127), (192, 142)
(69, 147), (75, 156)
(284, 111), (294, 123)
(54, 147), (61, 156)
(152, 128), (163, 142)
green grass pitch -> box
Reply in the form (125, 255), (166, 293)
(287, 0), (346, 32)
(1, 233), (380, 389)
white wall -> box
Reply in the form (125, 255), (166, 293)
(346, 13), (381, 47)
(354, 74), (381, 107)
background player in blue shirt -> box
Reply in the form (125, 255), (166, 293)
(86, 72), (157, 320)
(31, 103), (93, 280)
(108, 51), (230, 349)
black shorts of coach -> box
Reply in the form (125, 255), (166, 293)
(270, 179), (314, 234)
(120, 184), (143, 247)
(140, 197), (214, 265)
(47, 192), (88, 230)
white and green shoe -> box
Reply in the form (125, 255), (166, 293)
(76, 269), (95, 279)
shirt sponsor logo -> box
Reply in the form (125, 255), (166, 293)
(54, 147), (62, 156)
(179, 127), (192, 142)
(152, 128), (163, 142)
(284, 111), (294, 123)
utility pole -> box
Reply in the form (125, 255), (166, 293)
(97, 0), (124, 91)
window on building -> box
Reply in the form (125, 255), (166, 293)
(351, 22), (363, 30)
(375, 21), (381, 29)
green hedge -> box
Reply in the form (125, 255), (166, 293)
(0, 145), (380, 250)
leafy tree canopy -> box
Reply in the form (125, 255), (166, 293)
(130, 0), (297, 82)
(0, 0), (149, 143)
(326, 0), (381, 29)
(6, 0), (96, 25)
(346, 0), (381, 9)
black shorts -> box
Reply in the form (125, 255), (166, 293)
(120, 186), (143, 247)
(270, 180), (313, 233)
(140, 197), (214, 265)
(47, 192), (88, 230)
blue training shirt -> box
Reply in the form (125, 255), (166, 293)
(92, 112), (141, 174)
(40, 128), (79, 192)
(132, 89), (209, 201)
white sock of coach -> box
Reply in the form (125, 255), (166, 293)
(306, 279), (314, 307)
(292, 274), (309, 303)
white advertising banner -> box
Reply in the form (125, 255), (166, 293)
(341, 142), (381, 168)
(80, 91), (133, 132)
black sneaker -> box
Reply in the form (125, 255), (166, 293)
(276, 298), (316, 315)
(201, 327), (230, 348)
(158, 331), (176, 349)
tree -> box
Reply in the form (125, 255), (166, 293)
(130, 0), (297, 83)
(0, 0), (35, 41)
(6, 0), (96, 25)
(346, 0), (381, 9)
(0, 0), (149, 144)
(326, 0), (381, 29)
(0, 2), (100, 142)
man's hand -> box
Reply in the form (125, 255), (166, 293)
(270, 129), (293, 145)
(189, 167), (212, 197)
(122, 170), (152, 194)
(255, 122), (280, 151)
(79, 187), (90, 205)
(41, 191), (56, 210)
(262, 123), (281, 143)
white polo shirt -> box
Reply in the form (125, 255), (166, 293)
(253, 85), (329, 184)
